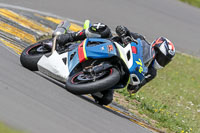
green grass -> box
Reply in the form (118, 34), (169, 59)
(0, 122), (22, 133)
(180, 0), (200, 8)
(115, 53), (200, 133)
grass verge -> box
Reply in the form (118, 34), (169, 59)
(180, 0), (200, 8)
(114, 53), (200, 133)
(0, 122), (22, 133)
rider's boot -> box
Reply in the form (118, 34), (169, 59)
(92, 89), (114, 105)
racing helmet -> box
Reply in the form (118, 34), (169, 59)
(86, 23), (112, 38)
(152, 37), (175, 69)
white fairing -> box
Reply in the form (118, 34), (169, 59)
(37, 51), (69, 83)
(115, 42), (144, 86)
(114, 42), (133, 69)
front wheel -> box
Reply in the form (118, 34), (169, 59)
(65, 67), (120, 95)
(20, 39), (52, 71)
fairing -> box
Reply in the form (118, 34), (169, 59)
(68, 38), (118, 73)
(37, 37), (148, 86)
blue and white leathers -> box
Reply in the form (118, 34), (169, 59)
(114, 38), (147, 85)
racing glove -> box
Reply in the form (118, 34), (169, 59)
(116, 25), (137, 45)
(116, 25), (130, 37)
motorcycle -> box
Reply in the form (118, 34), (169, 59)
(20, 20), (152, 95)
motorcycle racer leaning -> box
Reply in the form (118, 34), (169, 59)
(56, 23), (176, 105)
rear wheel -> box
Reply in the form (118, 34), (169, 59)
(65, 66), (120, 95)
(20, 39), (52, 71)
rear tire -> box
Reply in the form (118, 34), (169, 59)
(20, 39), (52, 71)
(65, 68), (120, 95)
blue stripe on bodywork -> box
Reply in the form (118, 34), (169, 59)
(67, 38), (118, 73)
(68, 47), (80, 73)
(85, 38), (118, 59)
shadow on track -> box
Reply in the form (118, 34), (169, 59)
(35, 71), (139, 122)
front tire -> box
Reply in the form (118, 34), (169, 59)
(20, 39), (52, 71)
(65, 68), (120, 95)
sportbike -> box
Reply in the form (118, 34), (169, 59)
(20, 20), (152, 95)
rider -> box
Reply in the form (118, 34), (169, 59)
(57, 23), (176, 105)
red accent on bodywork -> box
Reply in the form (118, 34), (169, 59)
(131, 46), (137, 54)
(78, 42), (86, 63)
(79, 32), (83, 36)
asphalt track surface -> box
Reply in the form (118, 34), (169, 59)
(0, 0), (199, 133)
(0, 44), (152, 133)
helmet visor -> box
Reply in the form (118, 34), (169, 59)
(155, 51), (171, 67)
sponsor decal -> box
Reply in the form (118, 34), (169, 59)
(107, 45), (113, 52)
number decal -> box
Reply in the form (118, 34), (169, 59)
(136, 59), (143, 73)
